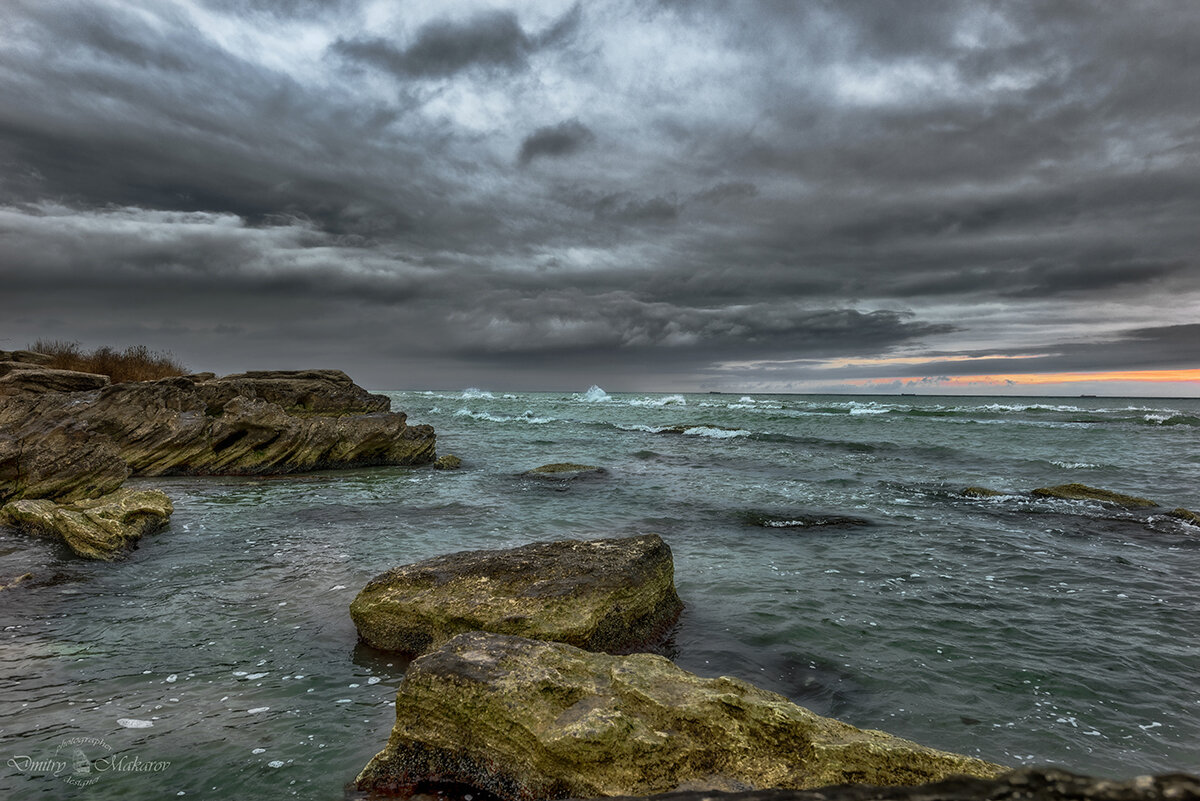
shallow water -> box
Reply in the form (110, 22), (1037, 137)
(2, 390), (1198, 799)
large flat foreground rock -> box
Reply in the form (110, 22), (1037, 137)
(568, 769), (1199, 801)
(356, 632), (1006, 799)
(351, 534), (683, 655)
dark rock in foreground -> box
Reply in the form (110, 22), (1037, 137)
(356, 631), (1006, 799)
(351, 534), (683, 655)
(1031, 484), (1157, 509)
(434, 454), (463, 470)
(574, 769), (1200, 801)
(1, 488), (173, 560)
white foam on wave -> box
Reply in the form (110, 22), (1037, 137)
(579, 385), (610, 402)
(453, 408), (554, 424)
(1051, 460), (1101, 469)
(682, 426), (752, 439)
(615, 423), (670, 434)
(117, 718), (153, 729)
(848, 403), (888, 415)
(629, 394), (687, 407)
(460, 388), (494, 399)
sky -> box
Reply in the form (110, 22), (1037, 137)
(0, 1), (1198, 395)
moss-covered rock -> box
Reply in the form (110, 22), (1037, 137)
(351, 534), (683, 655)
(961, 487), (1004, 498)
(1030, 483), (1157, 508)
(433, 454), (463, 470)
(356, 631), (1007, 798)
(522, 463), (606, 481)
(1170, 508), (1200, 526)
(0, 488), (173, 560)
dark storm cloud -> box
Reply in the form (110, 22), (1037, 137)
(331, 5), (581, 80)
(518, 119), (595, 165)
(0, 0), (1198, 390)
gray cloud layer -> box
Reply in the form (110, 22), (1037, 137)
(0, 0), (1197, 392)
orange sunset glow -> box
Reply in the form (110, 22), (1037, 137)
(856, 369), (1200, 388)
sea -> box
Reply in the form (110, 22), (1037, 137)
(2, 389), (1198, 800)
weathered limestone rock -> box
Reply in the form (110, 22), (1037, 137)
(0, 350), (54, 365)
(0, 488), (173, 560)
(351, 534), (683, 655)
(523, 463), (607, 481)
(578, 769), (1200, 801)
(71, 379), (435, 476)
(0, 396), (129, 503)
(194, 369), (391, 415)
(433, 454), (463, 470)
(0, 367), (110, 396)
(356, 632), (1006, 798)
(1031, 483), (1157, 509)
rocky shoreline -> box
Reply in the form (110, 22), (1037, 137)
(0, 350), (435, 559)
(2, 357), (1196, 799)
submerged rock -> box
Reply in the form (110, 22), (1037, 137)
(356, 631), (1006, 798)
(1031, 483), (1157, 509)
(0, 488), (173, 560)
(523, 463), (607, 481)
(433, 454), (463, 470)
(1170, 508), (1200, 526)
(960, 487), (1004, 498)
(0, 572), (34, 591)
(575, 769), (1200, 801)
(744, 511), (873, 530)
(351, 534), (683, 655)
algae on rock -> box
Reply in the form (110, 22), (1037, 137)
(1031, 483), (1157, 508)
(356, 631), (1007, 799)
(351, 534), (683, 655)
(1, 488), (174, 560)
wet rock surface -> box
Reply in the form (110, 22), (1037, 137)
(356, 631), (1006, 799)
(351, 534), (683, 655)
(571, 769), (1200, 801)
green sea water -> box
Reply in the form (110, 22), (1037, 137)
(1, 390), (1198, 799)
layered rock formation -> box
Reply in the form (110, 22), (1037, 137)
(356, 631), (1006, 798)
(0, 360), (436, 558)
(351, 534), (682, 655)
